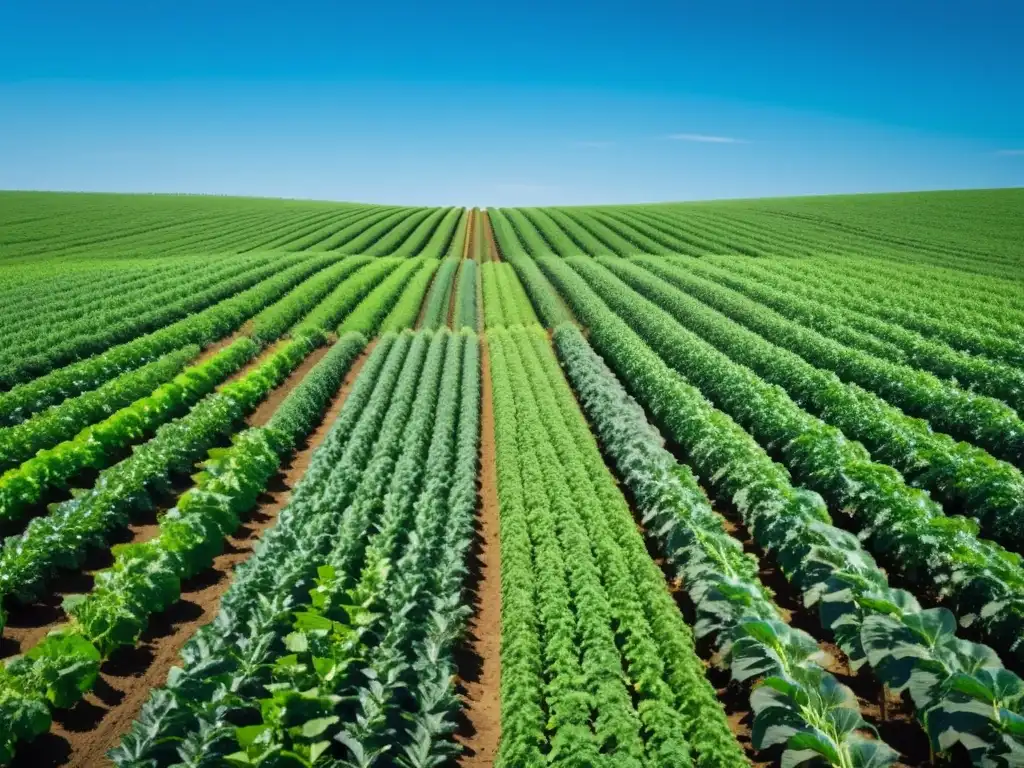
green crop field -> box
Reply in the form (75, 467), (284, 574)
(0, 188), (1023, 768)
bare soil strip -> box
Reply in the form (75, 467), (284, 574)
(246, 343), (330, 427)
(192, 326), (249, 364)
(455, 336), (502, 766)
(11, 342), (377, 768)
(480, 211), (502, 263)
(463, 209), (476, 260)
(0, 337), (291, 659)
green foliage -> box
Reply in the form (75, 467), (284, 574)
(338, 257), (427, 336)
(250, 257), (370, 345)
(452, 259), (479, 331)
(0, 337), (257, 527)
(490, 325), (744, 767)
(293, 259), (400, 335)
(266, 332), (367, 452)
(487, 209), (571, 327)
(480, 262), (505, 328)
(109, 329), (481, 768)
(542, 257), (1024, 766)
(625, 255), (1024, 553)
(0, 255), (334, 424)
(0, 345), (197, 473)
(379, 259), (440, 333)
(554, 323), (896, 767)
(419, 258), (459, 330)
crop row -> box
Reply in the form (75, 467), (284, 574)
(0, 254), (339, 425)
(0, 253), (310, 386)
(487, 210), (571, 327)
(490, 324), (743, 767)
(420, 257), (460, 329)
(0, 332), (367, 764)
(547, 271), (1024, 765)
(610, 256), (1024, 550)
(453, 259), (480, 331)
(481, 263), (538, 328)
(555, 323), (904, 767)
(680, 256), (1024, 413)
(0, 346), (197, 474)
(541, 257), (1024, 669)
(0, 337), (259, 529)
(110, 328), (481, 767)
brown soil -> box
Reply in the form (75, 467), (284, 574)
(10, 341), (376, 768)
(192, 326), (249, 365)
(0, 341), (324, 661)
(447, 260), (464, 329)
(455, 336), (502, 766)
(246, 343), (330, 427)
(216, 338), (284, 389)
(463, 209), (476, 261)
(480, 211), (502, 263)
(0, 481), (189, 661)
(555, 355), (925, 766)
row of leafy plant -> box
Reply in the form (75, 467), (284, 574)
(555, 322), (902, 767)
(486, 210), (571, 327)
(0, 254), (243, 347)
(543, 257), (1024, 669)
(338, 256), (429, 336)
(737, 254), (1024, 368)
(542, 260), (1024, 766)
(0, 332), (367, 765)
(110, 328), (482, 767)
(453, 258), (480, 331)
(293, 258), (401, 335)
(761, 252), (1024, 355)
(0, 337), (259, 528)
(681, 255), (1024, 414)
(481, 263), (539, 328)
(380, 258), (439, 332)
(481, 263), (538, 329)
(0, 253), (317, 387)
(250, 257), (371, 345)
(0, 346), (197, 474)
(0, 254), (339, 426)
(0, 333), (322, 628)
(0, 255), (271, 368)
(627, 256), (1024, 466)
(609, 256), (1024, 553)
(419, 258), (460, 329)
(489, 323), (744, 767)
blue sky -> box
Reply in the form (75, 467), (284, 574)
(1, 0), (1021, 205)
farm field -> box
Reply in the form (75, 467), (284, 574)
(0, 188), (1022, 768)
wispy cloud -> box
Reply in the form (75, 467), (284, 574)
(996, 149), (1024, 156)
(573, 140), (615, 148)
(667, 133), (748, 144)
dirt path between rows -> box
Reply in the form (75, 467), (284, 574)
(455, 336), (502, 766)
(463, 209), (476, 260)
(0, 338), (285, 662)
(11, 341), (376, 768)
(246, 343), (330, 427)
(480, 211), (502, 263)
(192, 325), (250, 365)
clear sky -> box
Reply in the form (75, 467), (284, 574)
(1, 0), (1021, 206)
